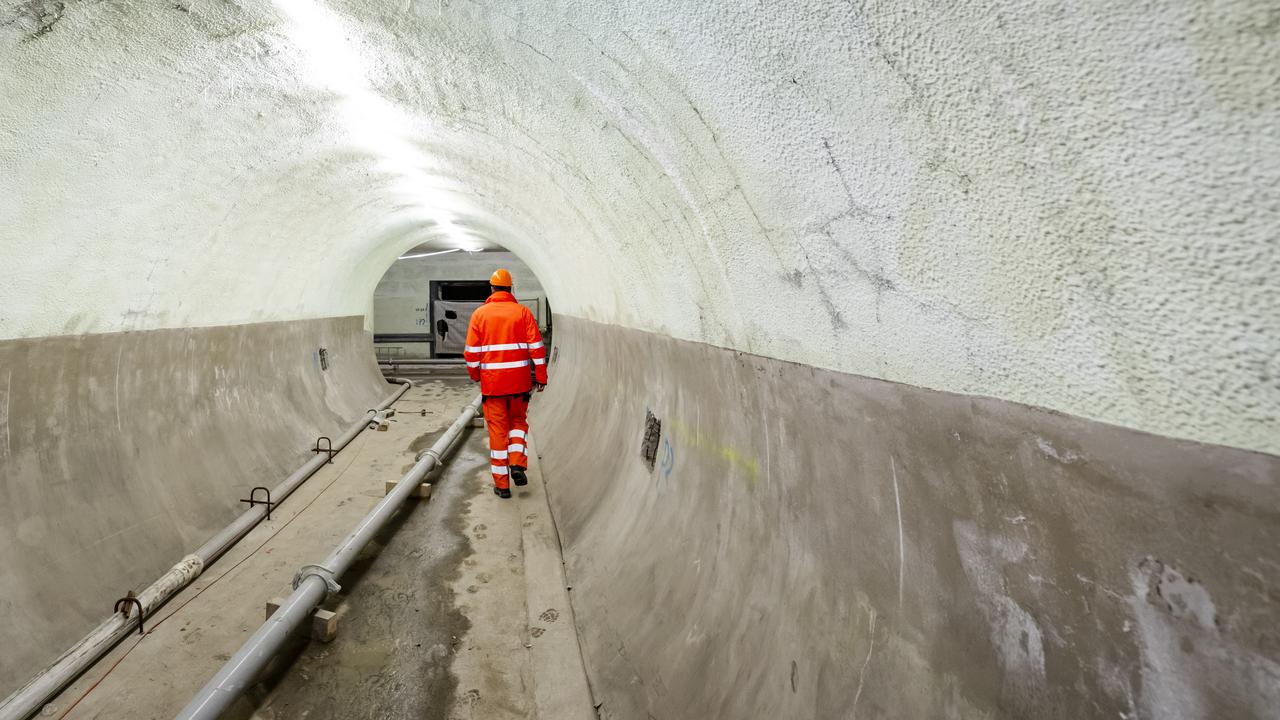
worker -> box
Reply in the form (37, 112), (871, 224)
(464, 268), (548, 498)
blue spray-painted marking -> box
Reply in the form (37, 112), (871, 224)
(660, 438), (675, 479)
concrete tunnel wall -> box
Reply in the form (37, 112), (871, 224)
(1, 0), (1278, 716)
(533, 317), (1280, 719)
(0, 318), (389, 697)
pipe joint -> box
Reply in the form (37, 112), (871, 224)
(367, 411), (391, 432)
(293, 564), (341, 595)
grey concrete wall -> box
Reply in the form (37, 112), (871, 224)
(0, 317), (387, 697)
(532, 316), (1280, 720)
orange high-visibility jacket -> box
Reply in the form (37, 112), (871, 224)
(464, 291), (548, 396)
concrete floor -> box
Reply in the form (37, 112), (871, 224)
(40, 380), (593, 720)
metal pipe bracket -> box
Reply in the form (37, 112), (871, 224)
(239, 486), (275, 520)
(367, 410), (391, 432)
(313, 436), (335, 463)
(113, 595), (145, 635)
(293, 564), (342, 595)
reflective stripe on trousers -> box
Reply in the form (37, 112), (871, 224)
(482, 394), (530, 489)
(506, 422), (529, 470)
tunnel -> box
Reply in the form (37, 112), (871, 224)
(2, 0), (1279, 718)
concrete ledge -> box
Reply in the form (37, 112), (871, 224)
(518, 440), (596, 720)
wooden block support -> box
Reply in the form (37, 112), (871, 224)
(310, 609), (339, 643)
(470, 415), (485, 428)
(266, 598), (340, 643)
(386, 479), (432, 499)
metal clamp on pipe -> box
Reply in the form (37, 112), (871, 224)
(239, 487), (274, 521)
(313, 436), (335, 463)
(112, 595), (145, 636)
(293, 564), (341, 595)
(367, 410), (391, 432)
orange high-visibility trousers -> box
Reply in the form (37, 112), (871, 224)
(483, 394), (530, 489)
(506, 394), (530, 470)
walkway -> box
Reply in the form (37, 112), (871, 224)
(43, 380), (593, 720)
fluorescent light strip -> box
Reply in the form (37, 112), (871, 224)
(398, 248), (462, 260)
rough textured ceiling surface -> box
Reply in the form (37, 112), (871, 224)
(1, 0), (1276, 453)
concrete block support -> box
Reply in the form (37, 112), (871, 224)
(265, 599), (339, 644)
(387, 480), (432, 499)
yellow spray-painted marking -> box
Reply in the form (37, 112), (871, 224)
(668, 417), (760, 486)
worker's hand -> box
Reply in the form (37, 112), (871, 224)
(534, 382), (546, 393)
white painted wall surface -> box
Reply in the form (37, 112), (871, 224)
(1, 0), (1276, 453)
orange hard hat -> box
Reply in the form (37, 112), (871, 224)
(490, 268), (513, 287)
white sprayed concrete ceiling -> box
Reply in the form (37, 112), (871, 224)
(0, 0), (1277, 454)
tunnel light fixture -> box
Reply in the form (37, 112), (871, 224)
(398, 248), (462, 260)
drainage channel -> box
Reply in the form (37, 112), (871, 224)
(0, 379), (415, 720)
(174, 395), (482, 720)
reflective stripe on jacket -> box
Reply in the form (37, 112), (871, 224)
(464, 291), (548, 395)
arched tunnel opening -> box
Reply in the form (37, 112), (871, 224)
(371, 241), (551, 365)
(2, 1), (1278, 719)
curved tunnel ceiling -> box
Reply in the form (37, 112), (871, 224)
(1, 0), (1277, 453)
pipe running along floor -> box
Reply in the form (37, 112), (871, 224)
(41, 379), (593, 720)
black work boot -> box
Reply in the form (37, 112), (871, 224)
(493, 486), (511, 499)
(511, 467), (528, 486)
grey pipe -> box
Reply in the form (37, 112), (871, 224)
(0, 380), (412, 720)
(192, 383), (410, 563)
(175, 395), (481, 720)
